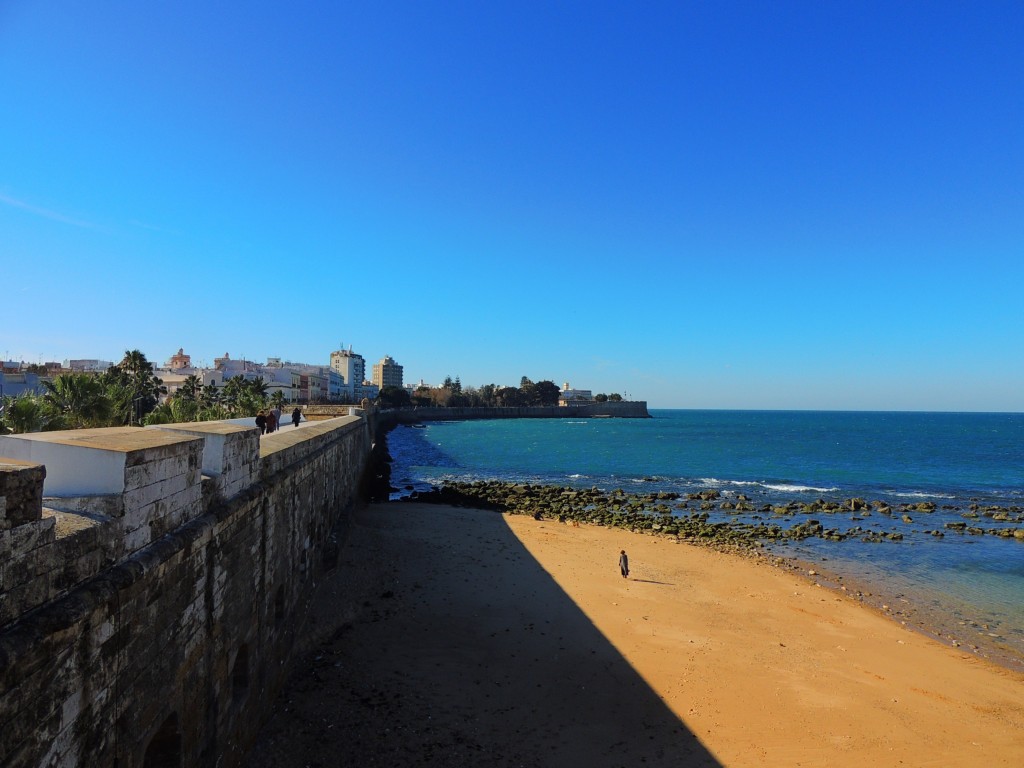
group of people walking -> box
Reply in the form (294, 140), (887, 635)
(256, 406), (302, 435)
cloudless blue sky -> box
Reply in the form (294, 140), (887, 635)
(2, 1), (1021, 410)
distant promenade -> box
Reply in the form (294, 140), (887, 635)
(305, 401), (651, 424)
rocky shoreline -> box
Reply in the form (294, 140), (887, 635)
(401, 479), (1024, 546)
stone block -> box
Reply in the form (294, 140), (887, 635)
(123, 451), (195, 491)
(123, 525), (151, 554)
(12, 515), (57, 555)
(123, 471), (192, 514)
(0, 460), (45, 528)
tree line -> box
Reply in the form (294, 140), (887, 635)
(376, 376), (623, 409)
(0, 350), (284, 434)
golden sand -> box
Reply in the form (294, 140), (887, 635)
(249, 503), (1024, 767)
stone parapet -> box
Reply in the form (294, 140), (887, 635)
(147, 421), (259, 502)
(0, 415), (371, 767)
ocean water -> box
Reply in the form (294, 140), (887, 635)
(386, 409), (1024, 666)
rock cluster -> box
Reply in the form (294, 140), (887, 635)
(401, 480), (1024, 547)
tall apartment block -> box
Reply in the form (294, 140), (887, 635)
(329, 347), (365, 388)
(371, 355), (404, 389)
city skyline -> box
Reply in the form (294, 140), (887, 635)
(2, 3), (1022, 411)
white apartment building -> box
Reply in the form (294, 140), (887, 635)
(330, 349), (364, 388)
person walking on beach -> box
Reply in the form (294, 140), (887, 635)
(619, 550), (629, 579)
(292, 407), (301, 428)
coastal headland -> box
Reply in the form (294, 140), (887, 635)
(248, 501), (1024, 767)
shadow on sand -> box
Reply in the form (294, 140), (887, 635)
(247, 503), (722, 767)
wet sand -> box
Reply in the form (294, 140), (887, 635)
(247, 503), (1024, 767)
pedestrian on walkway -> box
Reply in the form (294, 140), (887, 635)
(265, 408), (278, 434)
(255, 410), (267, 435)
(292, 407), (302, 428)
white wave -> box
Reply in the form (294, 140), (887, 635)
(567, 473), (588, 479)
(889, 491), (956, 499)
(764, 483), (838, 493)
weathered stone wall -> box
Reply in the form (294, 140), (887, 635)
(0, 415), (370, 767)
(0, 459), (45, 530)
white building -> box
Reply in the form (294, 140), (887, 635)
(65, 359), (114, 373)
(262, 367), (301, 403)
(330, 348), (364, 386)
(559, 382), (593, 406)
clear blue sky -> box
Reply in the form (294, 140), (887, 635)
(2, 2), (1021, 410)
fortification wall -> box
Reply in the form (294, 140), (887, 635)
(0, 416), (370, 767)
(306, 401), (650, 425)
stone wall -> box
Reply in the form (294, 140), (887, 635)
(0, 415), (370, 767)
(307, 401), (651, 425)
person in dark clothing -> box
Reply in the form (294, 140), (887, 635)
(255, 411), (267, 435)
(265, 408), (278, 434)
(292, 407), (301, 428)
(619, 550), (629, 579)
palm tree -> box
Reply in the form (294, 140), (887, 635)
(142, 402), (175, 425)
(200, 382), (221, 407)
(179, 375), (202, 401)
(221, 376), (245, 415)
(2, 393), (48, 433)
(104, 349), (166, 424)
(117, 349), (152, 378)
(42, 374), (112, 429)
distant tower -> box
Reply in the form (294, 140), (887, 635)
(166, 348), (192, 370)
(372, 356), (404, 389)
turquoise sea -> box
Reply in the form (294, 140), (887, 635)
(386, 409), (1024, 668)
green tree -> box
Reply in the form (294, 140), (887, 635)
(477, 383), (497, 407)
(496, 386), (523, 407)
(200, 383), (221, 407)
(42, 373), (112, 429)
(270, 390), (287, 410)
(1, 393), (49, 433)
(221, 376), (268, 417)
(377, 386), (412, 408)
(103, 349), (166, 424)
(594, 393), (609, 403)
(534, 380), (561, 406)
(179, 374), (202, 401)
(518, 376), (537, 405)
(608, 393), (623, 402)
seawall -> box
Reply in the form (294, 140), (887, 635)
(0, 416), (371, 767)
(306, 401), (650, 425)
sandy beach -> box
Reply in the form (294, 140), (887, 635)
(247, 502), (1024, 767)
